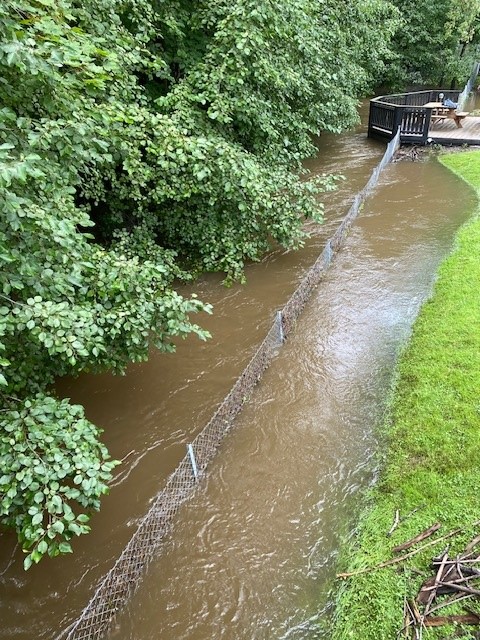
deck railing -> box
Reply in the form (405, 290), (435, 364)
(368, 89), (460, 144)
(369, 59), (480, 144)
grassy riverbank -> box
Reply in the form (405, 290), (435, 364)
(332, 151), (480, 640)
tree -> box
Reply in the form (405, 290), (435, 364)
(387, 0), (480, 87)
(0, 0), (399, 567)
(0, 0), (211, 569)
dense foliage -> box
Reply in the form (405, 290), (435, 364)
(0, 0), (401, 567)
(387, 0), (480, 87)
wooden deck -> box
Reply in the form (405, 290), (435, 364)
(368, 84), (480, 145)
(428, 115), (480, 145)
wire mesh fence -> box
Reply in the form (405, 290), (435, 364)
(63, 129), (401, 640)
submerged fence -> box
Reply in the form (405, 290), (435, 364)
(64, 129), (401, 640)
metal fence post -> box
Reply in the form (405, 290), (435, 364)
(276, 310), (284, 344)
(187, 444), (199, 481)
(325, 240), (333, 265)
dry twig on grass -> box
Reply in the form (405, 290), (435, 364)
(388, 509), (401, 537)
(337, 523), (480, 580)
(423, 551), (449, 618)
(464, 534), (480, 556)
(340, 520), (480, 638)
(393, 523), (442, 554)
(424, 613), (480, 627)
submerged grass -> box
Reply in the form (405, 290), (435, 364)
(331, 151), (480, 640)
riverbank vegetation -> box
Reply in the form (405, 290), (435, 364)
(332, 150), (480, 639)
(387, 0), (480, 87)
(0, 0), (401, 568)
(1, 0), (480, 568)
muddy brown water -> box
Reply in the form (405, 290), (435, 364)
(0, 102), (477, 640)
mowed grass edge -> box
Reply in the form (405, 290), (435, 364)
(331, 151), (480, 640)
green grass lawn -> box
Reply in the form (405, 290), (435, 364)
(332, 150), (480, 640)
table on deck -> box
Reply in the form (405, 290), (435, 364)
(423, 101), (465, 128)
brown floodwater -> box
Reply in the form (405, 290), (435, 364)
(0, 102), (477, 640)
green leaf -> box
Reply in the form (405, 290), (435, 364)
(32, 513), (43, 526)
(37, 540), (48, 554)
(77, 514), (90, 523)
(58, 542), (73, 554)
(51, 520), (65, 534)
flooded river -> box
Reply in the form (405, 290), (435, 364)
(0, 103), (477, 640)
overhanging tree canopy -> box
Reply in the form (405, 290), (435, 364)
(0, 0), (399, 568)
(387, 0), (480, 87)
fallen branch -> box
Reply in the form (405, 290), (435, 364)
(388, 509), (400, 537)
(337, 521), (480, 580)
(424, 614), (480, 627)
(411, 599), (425, 640)
(393, 523), (442, 554)
(464, 534), (480, 556)
(428, 593), (473, 616)
(437, 581), (480, 597)
(418, 560), (480, 604)
(420, 573), (480, 594)
(400, 596), (411, 638)
(464, 606), (480, 621)
(398, 598), (420, 638)
(452, 557), (480, 565)
(432, 558), (480, 568)
(423, 550), (449, 618)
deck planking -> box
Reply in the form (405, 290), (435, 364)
(428, 115), (480, 145)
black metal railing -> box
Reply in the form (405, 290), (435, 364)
(368, 89), (460, 143)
